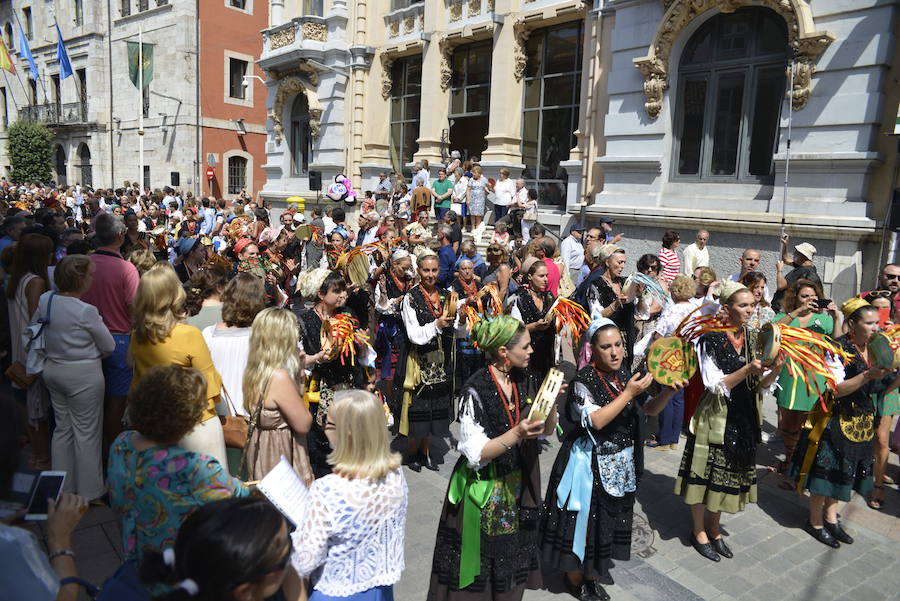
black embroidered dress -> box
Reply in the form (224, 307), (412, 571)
(393, 285), (454, 439)
(586, 276), (636, 360)
(541, 365), (644, 582)
(508, 287), (556, 382)
(674, 329), (761, 513)
(788, 335), (876, 501)
(428, 367), (543, 601)
(295, 306), (365, 478)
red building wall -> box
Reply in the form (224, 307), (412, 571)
(199, 0), (269, 199)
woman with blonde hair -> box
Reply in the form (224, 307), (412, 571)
(292, 390), (407, 600)
(129, 263), (227, 468)
(243, 307), (313, 485)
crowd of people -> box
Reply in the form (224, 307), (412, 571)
(0, 175), (898, 601)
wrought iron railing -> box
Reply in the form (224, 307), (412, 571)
(20, 101), (88, 125)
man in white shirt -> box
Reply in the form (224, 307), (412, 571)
(492, 168), (516, 222)
(681, 230), (710, 275)
(560, 222), (585, 284)
(728, 247), (771, 302)
(412, 162), (429, 189)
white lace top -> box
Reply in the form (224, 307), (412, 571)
(290, 468), (408, 596)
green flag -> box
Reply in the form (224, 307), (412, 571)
(127, 41), (154, 89)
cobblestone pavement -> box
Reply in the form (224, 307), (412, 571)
(21, 357), (900, 601)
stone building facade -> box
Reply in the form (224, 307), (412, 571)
(258, 0), (590, 221)
(0, 0), (268, 199)
(569, 0), (900, 300)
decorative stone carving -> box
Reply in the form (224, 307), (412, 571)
(380, 55), (395, 100)
(417, 12), (424, 31)
(301, 22), (327, 42)
(467, 0), (481, 16)
(389, 20), (400, 37)
(486, 0), (495, 11)
(403, 16), (414, 33)
(513, 20), (531, 83)
(449, 1), (462, 21)
(633, 0), (833, 119)
(439, 36), (454, 92)
(269, 27), (295, 50)
(270, 75), (323, 145)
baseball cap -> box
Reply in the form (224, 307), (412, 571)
(569, 223), (585, 232)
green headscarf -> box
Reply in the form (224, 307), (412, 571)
(471, 315), (522, 351)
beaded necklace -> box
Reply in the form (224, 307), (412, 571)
(421, 287), (443, 319)
(489, 366), (520, 426)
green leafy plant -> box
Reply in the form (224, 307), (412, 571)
(7, 120), (53, 183)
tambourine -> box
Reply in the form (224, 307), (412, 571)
(757, 322), (782, 367)
(320, 320), (339, 361)
(335, 252), (370, 288)
(527, 368), (564, 422)
(868, 332), (900, 369)
(443, 291), (459, 318)
(646, 336), (698, 386)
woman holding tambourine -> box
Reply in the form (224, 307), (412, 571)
(790, 299), (900, 546)
(427, 316), (561, 601)
(772, 279), (843, 470)
(674, 282), (783, 562)
(541, 316), (682, 601)
(507, 256), (557, 384)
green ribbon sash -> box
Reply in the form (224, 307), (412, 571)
(447, 463), (494, 589)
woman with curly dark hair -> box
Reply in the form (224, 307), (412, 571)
(184, 263), (231, 331)
(108, 365), (248, 567)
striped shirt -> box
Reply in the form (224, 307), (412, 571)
(658, 247), (680, 284)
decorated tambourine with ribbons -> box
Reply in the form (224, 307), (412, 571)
(320, 313), (372, 366)
(756, 322), (852, 409)
(868, 326), (900, 369)
(545, 297), (591, 342)
(646, 305), (734, 387)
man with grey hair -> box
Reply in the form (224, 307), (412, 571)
(81, 212), (140, 457)
(356, 210), (380, 246)
(681, 230), (710, 275)
(436, 224), (456, 288)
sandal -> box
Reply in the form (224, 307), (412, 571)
(883, 474), (895, 486)
(866, 485), (885, 511)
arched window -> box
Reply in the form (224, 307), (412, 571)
(290, 93), (310, 176)
(673, 8), (788, 182)
(228, 155), (248, 195)
(76, 144), (92, 187)
(4, 24), (12, 49)
(54, 146), (67, 186)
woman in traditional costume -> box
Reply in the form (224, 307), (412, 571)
(374, 249), (414, 411)
(772, 279), (842, 469)
(394, 254), (456, 472)
(507, 257), (557, 384)
(542, 317), (683, 601)
(790, 299), (900, 544)
(427, 315), (560, 601)
(586, 245), (635, 360)
(862, 290), (900, 510)
(294, 268), (366, 478)
(452, 258), (486, 389)
(675, 282), (782, 561)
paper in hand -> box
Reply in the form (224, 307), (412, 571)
(256, 456), (309, 527)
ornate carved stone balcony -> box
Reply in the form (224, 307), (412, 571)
(261, 16), (328, 57)
(20, 101), (88, 126)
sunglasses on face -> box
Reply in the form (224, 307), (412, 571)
(883, 274), (900, 281)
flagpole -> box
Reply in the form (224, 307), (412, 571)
(2, 70), (19, 111)
(139, 25), (144, 192)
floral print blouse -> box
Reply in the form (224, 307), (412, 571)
(108, 431), (249, 562)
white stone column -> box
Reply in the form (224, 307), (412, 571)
(415, 37), (450, 172)
(481, 20), (524, 176)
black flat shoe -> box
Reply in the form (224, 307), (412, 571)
(564, 576), (600, 601)
(712, 537), (733, 559)
(689, 533), (720, 562)
(407, 456), (422, 472)
(824, 520), (853, 544)
(588, 581), (611, 601)
(423, 454), (439, 472)
(804, 521), (840, 548)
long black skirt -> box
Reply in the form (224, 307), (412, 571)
(541, 433), (634, 582)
